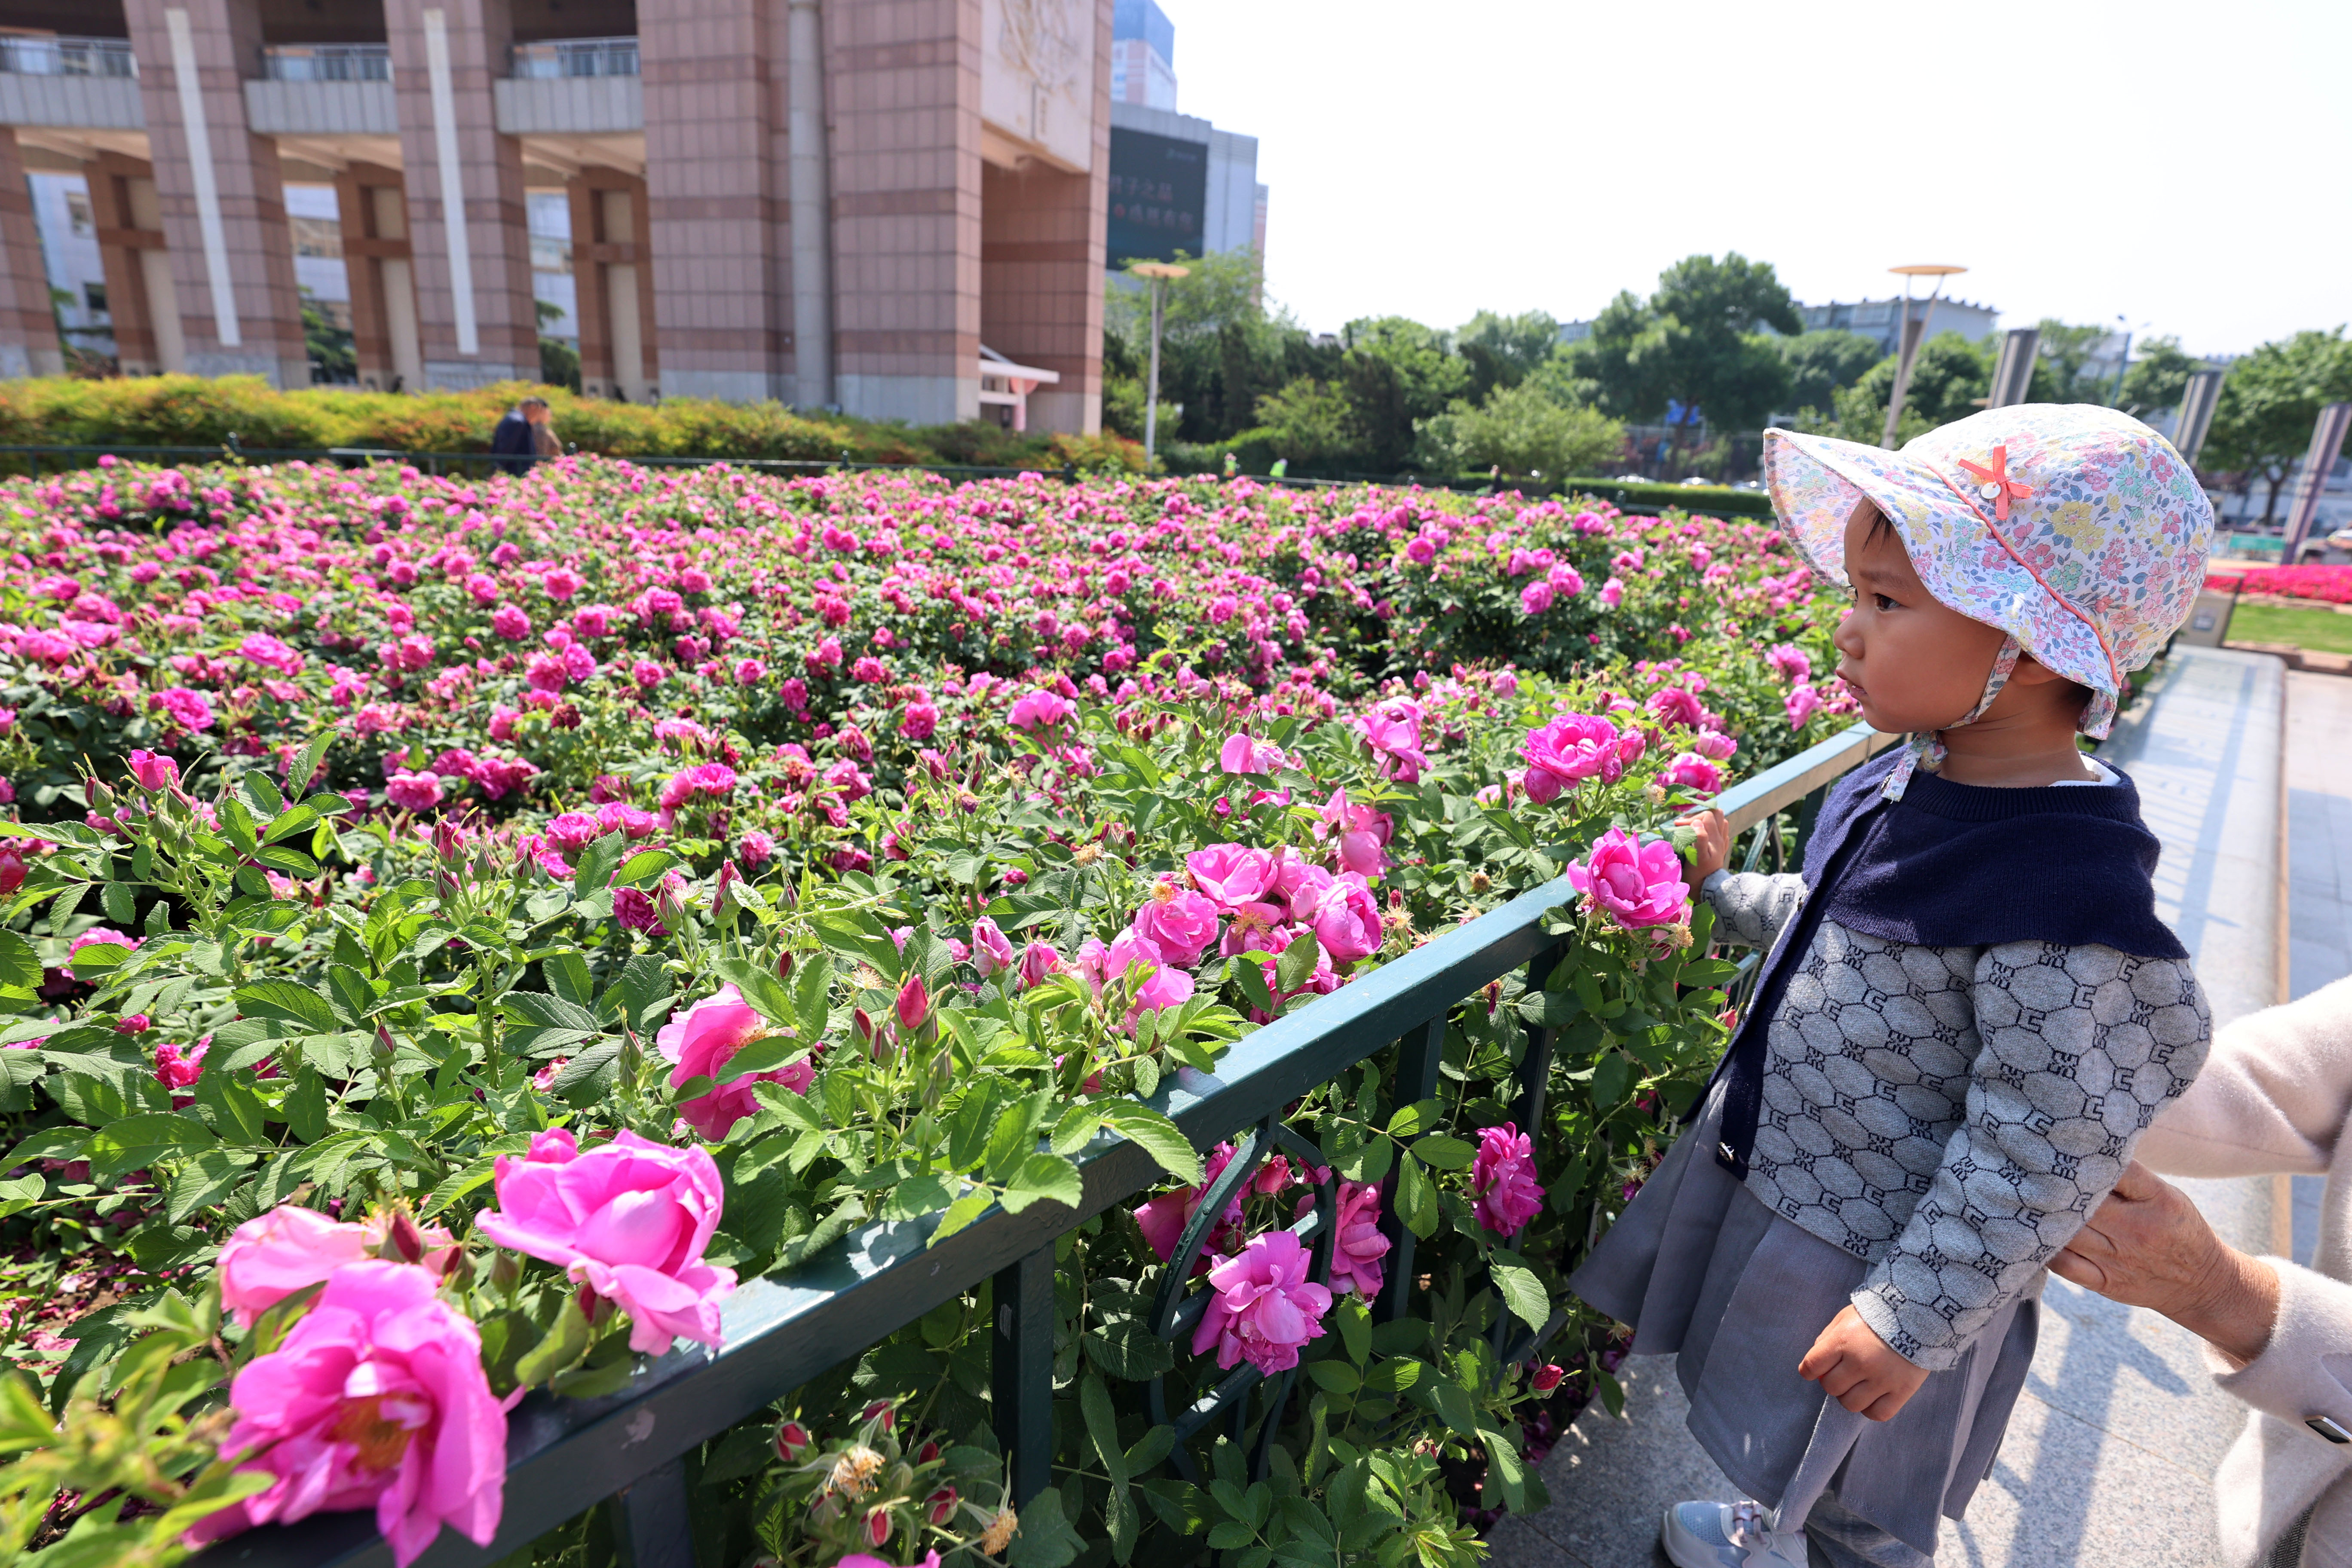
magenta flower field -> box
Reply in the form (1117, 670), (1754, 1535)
(0, 456), (1850, 1568)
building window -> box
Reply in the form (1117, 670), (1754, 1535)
(64, 190), (93, 236)
(288, 214), (343, 259)
(83, 282), (107, 314)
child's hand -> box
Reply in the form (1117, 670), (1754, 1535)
(1678, 808), (1730, 891)
(1797, 1305), (1927, 1422)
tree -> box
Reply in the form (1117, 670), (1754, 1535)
(1830, 331), (1992, 444)
(1776, 330), (1885, 415)
(2116, 336), (2202, 420)
(2030, 319), (2116, 404)
(1338, 316), (1469, 472)
(2202, 328), (2352, 524)
(1250, 377), (1356, 465)
(1568, 253), (1803, 430)
(300, 288), (356, 384)
(1414, 382), (1625, 478)
(1453, 309), (1561, 402)
(1099, 251), (1338, 446)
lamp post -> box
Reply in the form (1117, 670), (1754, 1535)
(1881, 263), (1967, 448)
(1130, 261), (1190, 465)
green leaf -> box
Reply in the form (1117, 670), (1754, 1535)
(1, 1126), (88, 1170)
(0, 1173), (43, 1224)
(511, 1299), (594, 1388)
(614, 848), (677, 887)
(1275, 930), (1320, 997)
(1426, 1377), (1479, 1436)
(710, 955), (796, 1025)
(1000, 1151), (1082, 1215)
(1081, 1372), (1128, 1483)
(0, 930), (40, 994)
(0, 1370), (54, 1452)
(928, 1190), (995, 1244)
(1336, 1296), (1371, 1367)
(86, 1112), (216, 1179)
(1097, 1101), (1201, 1183)
(1305, 1360), (1360, 1395)
(235, 980), (337, 1034)
(195, 1069), (270, 1147)
(284, 1066), (329, 1143)
(1082, 1318), (1175, 1380)
(501, 990), (603, 1034)
(287, 733), (333, 802)
(168, 1150), (257, 1224)
(100, 878), (136, 925)
(326, 963), (376, 1027)
(1490, 1260), (1549, 1332)
(420, 1157), (500, 1219)
(1362, 1357), (1422, 1393)
(1589, 1049), (1633, 1107)
(1008, 1487), (1085, 1568)
(1410, 1134), (1475, 1170)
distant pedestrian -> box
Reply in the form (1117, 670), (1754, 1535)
(1571, 405), (2217, 1568)
(490, 396), (554, 475)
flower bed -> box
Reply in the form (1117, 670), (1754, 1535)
(0, 459), (1848, 1568)
(2205, 564), (2352, 603)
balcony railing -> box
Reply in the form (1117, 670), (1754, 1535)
(508, 36), (639, 78)
(260, 43), (392, 83)
(0, 35), (137, 77)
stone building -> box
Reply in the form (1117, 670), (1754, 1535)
(0, 0), (1118, 433)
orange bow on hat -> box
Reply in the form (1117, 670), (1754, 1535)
(1954, 446), (2034, 522)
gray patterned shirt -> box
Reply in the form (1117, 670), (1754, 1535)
(1704, 869), (2211, 1371)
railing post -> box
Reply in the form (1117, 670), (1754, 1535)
(1373, 1015), (1445, 1325)
(608, 1454), (696, 1568)
(1512, 938), (1573, 1134)
(992, 1243), (1055, 1508)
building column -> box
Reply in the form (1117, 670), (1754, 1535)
(334, 164), (423, 392)
(566, 168), (656, 403)
(383, 0), (539, 387)
(122, 0), (311, 386)
(0, 130), (66, 379)
(83, 153), (178, 376)
(638, 0), (787, 403)
(823, 0), (981, 425)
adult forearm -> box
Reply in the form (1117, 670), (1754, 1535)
(2164, 1242), (2281, 1368)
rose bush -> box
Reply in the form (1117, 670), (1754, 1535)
(0, 457), (1852, 1568)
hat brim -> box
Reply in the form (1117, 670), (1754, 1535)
(1761, 427), (2122, 708)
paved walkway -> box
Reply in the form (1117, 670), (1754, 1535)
(1491, 646), (2302, 1568)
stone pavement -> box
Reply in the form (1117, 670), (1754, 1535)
(1491, 646), (2301, 1568)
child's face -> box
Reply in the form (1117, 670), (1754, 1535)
(1831, 502), (2009, 735)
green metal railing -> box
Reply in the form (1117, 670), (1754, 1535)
(190, 721), (1890, 1568)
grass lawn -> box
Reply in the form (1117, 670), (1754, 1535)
(2228, 600), (2352, 655)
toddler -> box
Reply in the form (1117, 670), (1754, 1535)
(1569, 405), (2216, 1568)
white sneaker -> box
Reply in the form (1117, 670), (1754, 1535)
(1660, 1500), (1810, 1568)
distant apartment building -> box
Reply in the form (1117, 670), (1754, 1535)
(1798, 294), (1999, 353)
(0, 0), (1122, 433)
(1109, 0), (1174, 110)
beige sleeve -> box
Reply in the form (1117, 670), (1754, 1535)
(2212, 1261), (2352, 1443)
(2135, 973), (2352, 1180)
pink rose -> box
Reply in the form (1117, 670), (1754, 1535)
(1132, 879), (1221, 968)
(1785, 681), (1823, 729)
(188, 1261), (505, 1567)
(1566, 827), (1690, 929)
(1136, 1142), (1246, 1266)
(386, 772), (443, 812)
(1311, 878), (1382, 965)
(1471, 1122), (1544, 1237)
(1017, 940), (1061, 989)
(475, 1129), (737, 1354)
(1691, 729), (1738, 761)
(1192, 1230), (1332, 1375)
(1766, 643), (1811, 683)
(1657, 752), (1723, 795)
(971, 916), (1017, 977)
(126, 748), (179, 791)
(655, 983), (812, 1141)
(1353, 698), (1427, 783)
(153, 1038), (208, 1090)
(1520, 580), (1555, 616)
(1645, 686), (1706, 731)
(1315, 789), (1392, 879)
(544, 812), (602, 854)
(1009, 689), (1074, 730)
(1531, 1362), (1566, 1393)
(1520, 713), (1623, 802)
(1324, 1180), (1391, 1299)
(217, 1204), (373, 1326)
(1185, 842), (1277, 911)
(1600, 576), (1624, 609)
(1218, 732), (1288, 775)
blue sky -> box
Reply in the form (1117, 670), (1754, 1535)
(1170, 0), (2350, 358)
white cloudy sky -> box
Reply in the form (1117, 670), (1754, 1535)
(1170, 0), (2349, 358)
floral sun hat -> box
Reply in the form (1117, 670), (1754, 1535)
(1763, 404), (2213, 793)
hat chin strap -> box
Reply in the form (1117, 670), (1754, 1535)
(1881, 636), (2022, 801)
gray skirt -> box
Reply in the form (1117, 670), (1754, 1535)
(1567, 1081), (2039, 1556)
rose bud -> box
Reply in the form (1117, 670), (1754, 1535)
(927, 1487), (959, 1526)
(384, 1210), (427, 1264)
(1531, 1363), (1566, 1393)
(865, 1509), (892, 1547)
(775, 1420), (812, 1461)
(894, 973), (930, 1035)
(776, 949), (795, 983)
(916, 1440), (940, 1464)
(861, 1398), (896, 1433)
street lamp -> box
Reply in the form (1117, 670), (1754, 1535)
(1882, 263), (1967, 448)
(1130, 261), (1190, 465)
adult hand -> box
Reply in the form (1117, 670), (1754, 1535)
(1798, 1304), (1928, 1422)
(2050, 1161), (2281, 1366)
(1679, 808), (1730, 892)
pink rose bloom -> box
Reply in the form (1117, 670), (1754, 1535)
(1471, 1123), (1544, 1237)
(187, 1261), (505, 1567)
(1520, 713), (1623, 802)
(1218, 732), (1288, 775)
(735, 829), (775, 867)
(1135, 1141), (1246, 1266)
(1691, 729), (1738, 762)
(1132, 879), (1221, 968)
(544, 812), (601, 854)
(154, 1038), (208, 1090)
(126, 748), (179, 791)
(655, 983), (812, 1142)
(1785, 681), (1823, 729)
(1547, 563), (1584, 596)
(1766, 643), (1812, 683)
(386, 772), (443, 812)
(1645, 686), (1706, 731)
(474, 1128), (738, 1355)
(1009, 688), (1074, 730)
(1315, 789), (1393, 879)
(1219, 901), (1292, 959)
(67, 928), (138, 958)
(971, 916), (1016, 977)
(1600, 576), (1624, 609)
(1353, 698), (1427, 783)
(1192, 1230), (1332, 1375)
(1567, 827), (1689, 929)
(217, 1204), (373, 1326)
(543, 567), (584, 600)
(1311, 878), (1382, 965)
(1098, 928), (1193, 1019)
(1270, 856), (1334, 924)
(1185, 842), (1277, 911)
(491, 605), (531, 640)
(1658, 752), (1723, 795)
(1317, 1179), (1391, 1300)
(1520, 580), (1555, 617)
(1017, 940), (1061, 989)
